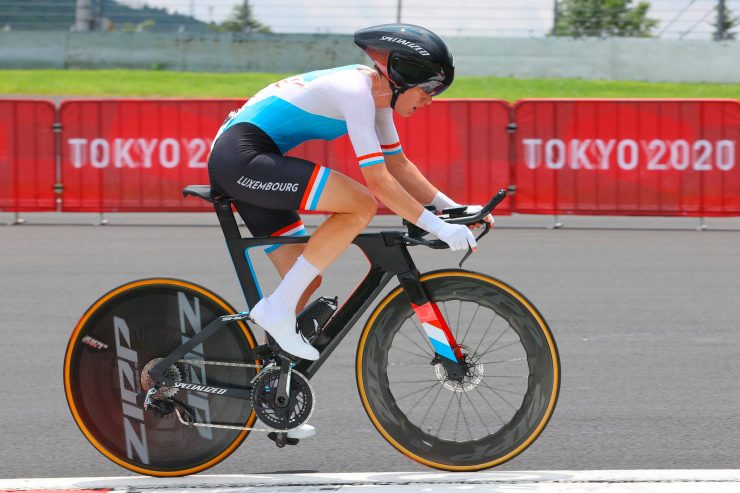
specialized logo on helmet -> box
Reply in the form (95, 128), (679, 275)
(380, 36), (430, 56)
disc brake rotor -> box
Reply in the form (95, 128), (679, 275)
(252, 368), (314, 430)
(434, 353), (485, 392)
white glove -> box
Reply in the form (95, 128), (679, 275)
(432, 192), (494, 227)
(416, 209), (477, 252)
(434, 221), (478, 251)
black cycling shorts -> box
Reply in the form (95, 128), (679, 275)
(208, 122), (331, 250)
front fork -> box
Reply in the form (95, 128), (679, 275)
(398, 269), (468, 382)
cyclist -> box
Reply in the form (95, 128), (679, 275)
(208, 23), (493, 366)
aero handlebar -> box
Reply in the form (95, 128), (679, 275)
(401, 189), (508, 265)
(444, 189), (507, 225)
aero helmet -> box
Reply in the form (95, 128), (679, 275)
(354, 23), (454, 108)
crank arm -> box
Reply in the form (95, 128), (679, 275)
(275, 356), (293, 409)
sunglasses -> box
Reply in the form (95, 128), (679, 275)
(389, 55), (449, 96)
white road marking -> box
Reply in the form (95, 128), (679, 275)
(1, 471), (740, 492)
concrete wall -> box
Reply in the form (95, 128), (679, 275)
(1, 32), (738, 83)
(449, 36), (740, 83)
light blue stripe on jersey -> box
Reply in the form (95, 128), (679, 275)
(226, 96), (347, 153)
(382, 148), (402, 155)
(309, 168), (330, 210)
(300, 64), (363, 82)
(359, 159), (385, 168)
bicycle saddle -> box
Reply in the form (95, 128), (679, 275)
(182, 185), (233, 204)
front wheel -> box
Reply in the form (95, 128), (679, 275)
(356, 270), (560, 471)
(64, 278), (259, 477)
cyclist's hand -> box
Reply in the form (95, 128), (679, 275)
(463, 205), (495, 230)
(435, 222), (478, 252)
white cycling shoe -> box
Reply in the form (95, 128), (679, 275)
(250, 298), (319, 361)
(287, 424), (315, 439)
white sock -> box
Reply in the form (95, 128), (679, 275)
(265, 255), (320, 317)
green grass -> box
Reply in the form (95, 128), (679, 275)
(0, 69), (738, 100)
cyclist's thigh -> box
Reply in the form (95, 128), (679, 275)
(211, 149), (332, 212)
(211, 146), (372, 215)
(234, 201), (308, 275)
(314, 169), (376, 214)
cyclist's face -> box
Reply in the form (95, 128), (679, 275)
(394, 87), (433, 117)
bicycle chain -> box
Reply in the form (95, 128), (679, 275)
(172, 359), (314, 433)
(177, 359), (263, 369)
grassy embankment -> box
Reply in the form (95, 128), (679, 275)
(1, 69), (738, 100)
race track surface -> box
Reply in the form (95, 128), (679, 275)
(1, 213), (738, 477)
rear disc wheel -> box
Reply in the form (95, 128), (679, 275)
(64, 278), (259, 477)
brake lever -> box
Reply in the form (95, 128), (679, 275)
(458, 221), (491, 268)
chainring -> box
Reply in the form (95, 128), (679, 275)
(252, 368), (314, 430)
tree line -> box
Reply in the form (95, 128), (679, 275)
(553, 0), (737, 40)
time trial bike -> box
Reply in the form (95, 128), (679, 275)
(63, 185), (560, 477)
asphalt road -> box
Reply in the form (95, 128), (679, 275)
(1, 213), (739, 478)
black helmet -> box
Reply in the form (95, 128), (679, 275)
(354, 23), (454, 108)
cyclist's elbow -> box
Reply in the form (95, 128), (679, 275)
(365, 176), (393, 201)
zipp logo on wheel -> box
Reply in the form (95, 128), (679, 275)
(114, 316), (150, 464)
(178, 292), (215, 440)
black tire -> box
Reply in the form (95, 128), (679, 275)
(64, 278), (259, 477)
(356, 270), (560, 471)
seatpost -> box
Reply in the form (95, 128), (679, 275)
(213, 200), (241, 240)
(212, 200), (262, 309)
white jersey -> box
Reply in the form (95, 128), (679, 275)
(218, 65), (402, 168)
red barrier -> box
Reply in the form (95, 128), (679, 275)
(290, 99), (513, 214)
(60, 99), (243, 212)
(513, 100), (740, 216)
(49, 98), (740, 217)
(0, 100), (57, 212)
(59, 99), (512, 214)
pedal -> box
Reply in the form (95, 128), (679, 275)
(267, 431), (300, 448)
(256, 338), (289, 360)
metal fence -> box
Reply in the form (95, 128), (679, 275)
(1, 0), (739, 40)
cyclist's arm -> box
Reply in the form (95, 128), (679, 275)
(361, 163), (477, 251)
(331, 74), (465, 228)
(382, 151), (439, 206)
(360, 163), (425, 224)
(373, 108), (439, 206)
(384, 150), (493, 227)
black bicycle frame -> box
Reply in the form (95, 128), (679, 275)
(150, 196), (436, 398)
